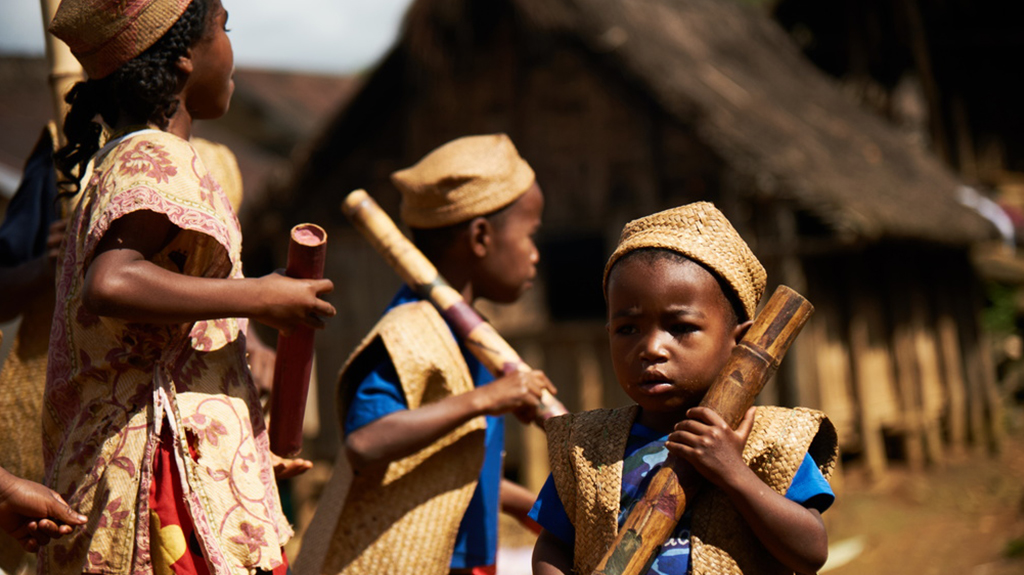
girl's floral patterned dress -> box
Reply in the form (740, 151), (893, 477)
(42, 130), (291, 575)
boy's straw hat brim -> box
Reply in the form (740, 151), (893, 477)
(392, 134), (535, 229)
(603, 202), (766, 320)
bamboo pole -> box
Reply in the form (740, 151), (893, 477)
(39, 0), (84, 145)
(342, 190), (568, 425)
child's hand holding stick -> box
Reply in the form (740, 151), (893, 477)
(341, 189), (567, 426)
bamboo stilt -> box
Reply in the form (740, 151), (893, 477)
(39, 0), (84, 144)
(847, 260), (892, 482)
(935, 296), (967, 457)
(908, 281), (945, 466)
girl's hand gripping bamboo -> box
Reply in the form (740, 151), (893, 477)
(268, 223), (328, 457)
(592, 285), (814, 575)
(342, 189), (568, 425)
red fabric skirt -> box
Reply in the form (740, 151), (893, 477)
(150, 427), (289, 575)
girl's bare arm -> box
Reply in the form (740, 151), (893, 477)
(83, 210), (334, 332)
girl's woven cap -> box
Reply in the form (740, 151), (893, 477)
(393, 134), (536, 229)
(49, 0), (193, 79)
(603, 202), (767, 320)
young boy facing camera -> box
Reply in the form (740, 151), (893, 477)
(530, 203), (838, 575)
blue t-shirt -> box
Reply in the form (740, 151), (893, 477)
(528, 421), (834, 575)
(343, 286), (504, 569)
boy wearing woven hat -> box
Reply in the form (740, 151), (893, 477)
(530, 203), (838, 575)
(322, 134), (556, 575)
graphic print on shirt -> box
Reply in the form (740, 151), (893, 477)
(618, 438), (691, 575)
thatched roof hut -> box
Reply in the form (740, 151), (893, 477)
(257, 0), (1001, 483)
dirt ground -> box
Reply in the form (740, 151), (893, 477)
(497, 407), (1024, 575)
(821, 415), (1024, 574)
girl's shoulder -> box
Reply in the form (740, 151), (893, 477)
(96, 129), (208, 192)
(108, 129), (197, 164)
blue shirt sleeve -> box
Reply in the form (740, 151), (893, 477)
(783, 453), (835, 512)
(343, 359), (408, 434)
(528, 474), (575, 546)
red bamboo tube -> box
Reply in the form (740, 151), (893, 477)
(269, 223), (328, 457)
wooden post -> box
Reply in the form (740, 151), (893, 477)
(964, 272), (1004, 452)
(934, 290), (968, 457)
(809, 284), (856, 450)
(770, 204), (813, 408)
(846, 256), (893, 482)
(953, 263), (988, 452)
(39, 0), (84, 144)
(899, 0), (951, 165)
(908, 280), (946, 466)
(887, 274), (925, 471)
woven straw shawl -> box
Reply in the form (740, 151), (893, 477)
(313, 301), (487, 575)
(546, 405), (838, 575)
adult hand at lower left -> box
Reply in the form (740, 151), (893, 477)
(0, 468), (87, 552)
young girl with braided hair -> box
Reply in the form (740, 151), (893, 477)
(43, 2), (335, 574)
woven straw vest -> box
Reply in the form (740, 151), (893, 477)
(546, 405), (838, 575)
(0, 269), (54, 573)
(317, 301), (487, 575)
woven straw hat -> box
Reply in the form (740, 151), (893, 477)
(393, 134), (536, 229)
(603, 202), (766, 320)
(49, 0), (194, 79)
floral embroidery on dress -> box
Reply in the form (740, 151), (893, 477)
(230, 522), (267, 555)
(98, 499), (131, 530)
(42, 132), (290, 575)
(184, 413), (229, 448)
(119, 140), (178, 183)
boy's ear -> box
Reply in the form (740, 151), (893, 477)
(732, 319), (752, 344)
(467, 216), (492, 258)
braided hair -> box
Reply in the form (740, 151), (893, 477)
(55, 0), (209, 193)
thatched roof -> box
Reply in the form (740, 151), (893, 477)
(290, 0), (995, 246)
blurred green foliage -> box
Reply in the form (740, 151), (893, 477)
(983, 282), (1018, 335)
(1005, 536), (1024, 558)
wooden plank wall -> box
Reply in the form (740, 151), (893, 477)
(801, 246), (1002, 483)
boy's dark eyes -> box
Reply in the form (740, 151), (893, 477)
(612, 323), (638, 336)
(669, 323), (699, 336)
